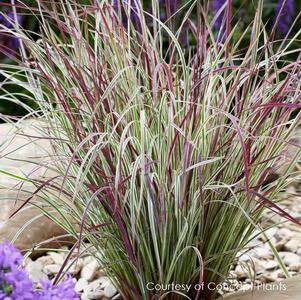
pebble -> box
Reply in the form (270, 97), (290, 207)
(284, 238), (301, 253)
(252, 247), (273, 259)
(104, 284), (117, 298)
(80, 259), (99, 281)
(48, 252), (65, 265)
(234, 265), (253, 279)
(36, 255), (55, 267)
(288, 263), (301, 272)
(75, 278), (88, 293)
(278, 252), (301, 266)
(26, 261), (48, 283)
(276, 227), (295, 240)
(86, 291), (104, 299)
(264, 260), (278, 271)
(43, 264), (61, 275)
(67, 258), (84, 276)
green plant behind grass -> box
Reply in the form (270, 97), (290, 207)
(2, 0), (301, 299)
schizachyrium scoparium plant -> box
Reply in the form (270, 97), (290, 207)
(1, 0), (301, 299)
(0, 241), (79, 299)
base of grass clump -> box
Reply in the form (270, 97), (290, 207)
(1, 0), (301, 299)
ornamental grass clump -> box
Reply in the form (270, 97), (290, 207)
(1, 0), (301, 299)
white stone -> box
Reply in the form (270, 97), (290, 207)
(80, 259), (99, 281)
(48, 252), (65, 265)
(253, 247), (273, 259)
(264, 260), (278, 271)
(87, 291), (105, 299)
(276, 228), (294, 240)
(284, 238), (301, 253)
(43, 264), (61, 275)
(288, 263), (301, 272)
(223, 275), (301, 300)
(104, 284), (117, 298)
(88, 277), (110, 291)
(278, 252), (301, 266)
(234, 265), (252, 279)
(237, 252), (251, 262)
(26, 261), (48, 283)
(259, 227), (277, 242)
(75, 278), (88, 292)
(36, 255), (55, 267)
(67, 258), (84, 276)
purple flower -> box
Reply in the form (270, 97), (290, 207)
(274, 0), (294, 35)
(0, 241), (35, 300)
(0, 242), (79, 300)
(113, 0), (141, 32)
(165, 0), (178, 15)
(0, 241), (22, 270)
(35, 275), (79, 300)
(0, 268), (35, 300)
(212, 0), (226, 31)
(0, 10), (23, 57)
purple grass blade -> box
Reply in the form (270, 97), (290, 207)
(251, 189), (301, 225)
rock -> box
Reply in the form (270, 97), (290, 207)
(259, 228), (277, 242)
(75, 278), (88, 292)
(288, 263), (301, 272)
(252, 247), (273, 260)
(0, 120), (74, 252)
(86, 291), (105, 299)
(234, 265), (254, 280)
(95, 268), (105, 278)
(264, 260), (278, 271)
(236, 252), (251, 262)
(88, 277), (110, 291)
(104, 284), (117, 298)
(223, 275), (301, 300)
(274, 239), (286, 251)
(26, 261), (48, 283)
(283, 238), (301, 253)
(43, 264), (61, 275)
(23, 257), (33, 267)
(81, 293), (90, 300)
(275, 228), (294, 241)
(48, 252), (65, 265)
(252, 258), (265, 274)
(260, 269), (283, 283)
(278, 252), (301, 266)
(80, 258), (100, 281)
(67, 258), (84, 276)
(36, 255), (55, 267)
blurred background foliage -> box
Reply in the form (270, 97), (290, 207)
(0, 0), (300, 119)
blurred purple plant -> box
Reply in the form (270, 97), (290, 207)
(274, 0), (294, 34)
(0, 241), (79, 300)
(0, 11), (22, 56)
(0, 241), (35, 300)
(212, 0), (226, 30)
(165, 0), (178, 15)
(36, 275), (79, 300)
(158, 0), (178, 22)
(113, 0), (141, 32)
